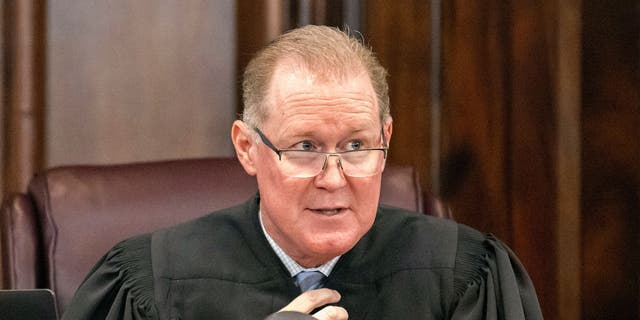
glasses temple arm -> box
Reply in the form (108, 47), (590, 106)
(254, 127), (283, 160)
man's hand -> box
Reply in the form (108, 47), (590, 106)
(278, 288), (348, 320)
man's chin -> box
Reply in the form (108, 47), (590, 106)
(303, 236), (360, 258)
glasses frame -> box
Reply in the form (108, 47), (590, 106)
(253, 127), (389, 177)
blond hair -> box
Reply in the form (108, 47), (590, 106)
(241, 25), (389, 128)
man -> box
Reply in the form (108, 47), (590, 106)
(63, 25), (542, 320)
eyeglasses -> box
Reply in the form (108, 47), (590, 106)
(254, 128), (388, 178)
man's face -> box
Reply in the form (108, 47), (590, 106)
(251, 64), (392, 268)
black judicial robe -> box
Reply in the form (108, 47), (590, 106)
(62, 196), (543, 320)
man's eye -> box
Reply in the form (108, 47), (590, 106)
(293, 141), (314, 151)
(347, 140), (362, 151)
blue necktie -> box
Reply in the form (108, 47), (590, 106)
(294, 271), (326, 292)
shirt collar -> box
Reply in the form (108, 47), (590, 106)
(259, 210), (340, 277)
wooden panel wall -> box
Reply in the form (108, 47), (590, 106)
(366, 0), (434, 210)
(236, 0), (289, 117)
(45, 1), (237, 167)
(0, 0), (4, 197)
(440, 0), (512, 241)
(582, 0), (639, 319)
(438, 3), (575, 316)
(1, 0), (46, 195)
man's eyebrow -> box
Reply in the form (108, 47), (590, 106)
(281, 128), (378, 141)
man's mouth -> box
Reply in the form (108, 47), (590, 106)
(309, 208), (346, 216)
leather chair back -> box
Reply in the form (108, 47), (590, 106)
(1, 157), (446, 313)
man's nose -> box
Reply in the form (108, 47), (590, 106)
(314, 154), (347, 190)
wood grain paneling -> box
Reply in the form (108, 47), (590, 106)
(508, 2), (559, 318)
(0, 0), (4, 198)
(366, 0), (433, 207)
(236, 0), (289, 117)
(2, 0), (45, 195)
(441, 0), (511, 242)
(441, 1), (584, 318)
(582, 0), (640, 318)
(46, 1), (236, 167)
(555, 0), (582, 318)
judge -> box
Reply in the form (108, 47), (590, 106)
(62, 25), (543, 320)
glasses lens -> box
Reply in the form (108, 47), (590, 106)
(340, 150), (386, 177)
(278, 149), (386, 178)
(280, 151), (326, 178)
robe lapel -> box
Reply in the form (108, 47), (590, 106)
(326, 281), (378, 320)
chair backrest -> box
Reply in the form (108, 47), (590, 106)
(1, 157), (446, 313)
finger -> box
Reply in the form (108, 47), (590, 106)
(279, 289), (341, 314)
(312, 306), (349, 320)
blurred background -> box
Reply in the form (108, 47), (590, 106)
(1, 1), (638, 319)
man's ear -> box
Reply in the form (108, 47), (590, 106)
(231, 120), (258, 176)
(383, 116), (393, 146)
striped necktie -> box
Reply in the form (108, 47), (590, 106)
(294, 271), (326, 292)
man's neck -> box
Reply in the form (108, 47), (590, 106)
(258, 210), (340, 276)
